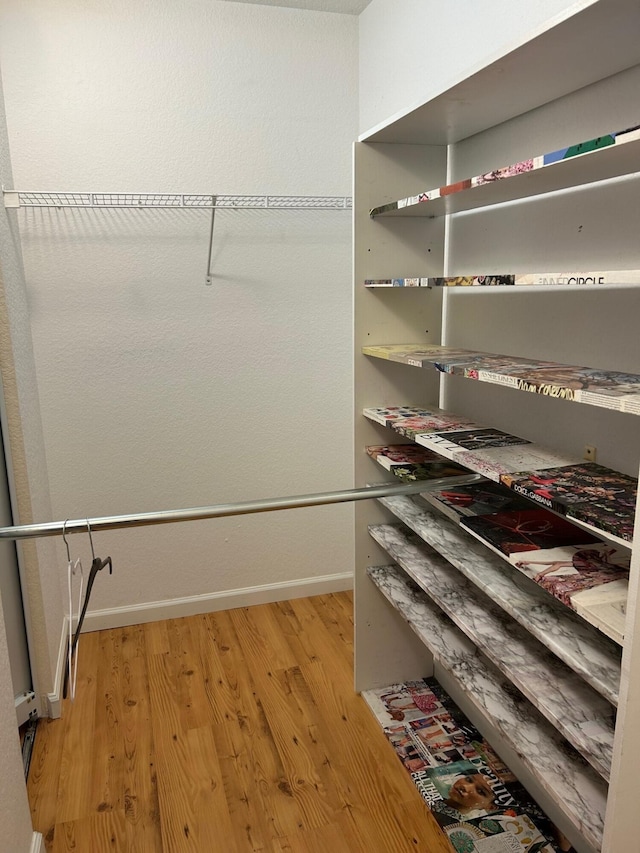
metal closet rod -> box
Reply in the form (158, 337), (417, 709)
(0, 478), (478, 541)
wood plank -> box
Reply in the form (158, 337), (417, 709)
(119, 625), (162, 850)
(229, 605), (342, 830)
(90, 628), (125, 813)
(206, 609), (306, 844)
(26, 717), (64, 849)
(55, 630), (100, 822)
(165, 617), (214, 731)
(51, 810), (132, 853)
(185, 724), (238, 853)
(146, 650), (200, 852)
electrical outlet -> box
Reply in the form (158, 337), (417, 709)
(584, 445), (597, 462)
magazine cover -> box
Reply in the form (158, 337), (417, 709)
(385, 714), (483, 773)
(435, 354), (559, 379)
(461, 509), (599, 557)
(417, 428), (531, 462)
(508, 543), (630, 608)
(392, 460), (471, 483)
(446, 446), (579, 484)
(385, 723), (435, 773)
(361, 680), (446, 726)
(366, 445), (470, 482)
(363, 405), (444, 426)
(441, 813), (556, 852)
(362, 344), (451, 363)
(362, 344), (491, 369)
(566, 499), (636, 543)
(411, 759), (518, 825)
(394, 414), (480, 439)
(432, 275), (517, 287)
(420, 480), (532, 523)
(501, 463), (637, 516)
(476, 364), (640, 407)
(431, 270), (640, 287)
(366, 444), (442, 470)
(368, 678), (576, 851)
(364, 278), (431, 287)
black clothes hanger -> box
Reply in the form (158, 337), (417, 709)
(63, 520), (113, 700)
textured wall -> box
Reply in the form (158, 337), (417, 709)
(0, 0), (357, 615)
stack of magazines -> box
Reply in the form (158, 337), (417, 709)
(363, 678), (575, 853)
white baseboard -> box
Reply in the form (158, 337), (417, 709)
(81, 572), (353, 633)
(45, 615), (68, 719)
(30, 831), (45, 853)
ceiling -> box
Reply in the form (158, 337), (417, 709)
(215, 0), (372, 14)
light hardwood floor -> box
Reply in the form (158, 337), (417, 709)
(27, 592), (453, 852)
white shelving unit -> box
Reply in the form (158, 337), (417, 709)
(354, 3), (640, 852)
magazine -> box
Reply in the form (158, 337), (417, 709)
(434, 354), (553, 377)
(437, 445), (579, 484)
(394, 415), (481, 439)
(440, 813), (555, 852)
(370, 124), (640, 218)
(566, 499), (635, 543)
(460, 510), (599, 557)
(366, 444), (442, 470)
(364, 278), (432, 287)
(420, 480), (532, 523)
(432, 270), (640, 287)
(507, 543), (630, 608)
(364, 677), (575, 852)
(361, 680), (447, 726)
(507, 544), (629, 635)
(476, 364), (640, 409)
(363, 405), (445, 427)
(362, 344), (492, 369)
(411, 759), (518, 824)
(367, 446), (470, 483)
(500, 463), (637, 516)
(417, 428), (531, 462)
(366, 270), (640, 289)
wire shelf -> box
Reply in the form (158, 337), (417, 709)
(4, 191), (352, 210)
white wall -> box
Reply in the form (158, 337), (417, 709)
(0, 604), (33, 852)
(0, 69), (44, 852)
(358, 0), (588, 135)
(0, 0), (357, 620)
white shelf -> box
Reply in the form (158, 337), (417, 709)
(359, 0), (640, 144)
(367, 564), (607, 851)
(355, 8), (640, 851)
(369, 128), (640, 218)
(378, 493), (621, 706)
(369, 522), (615, 780)
(363, 344), (640, 427)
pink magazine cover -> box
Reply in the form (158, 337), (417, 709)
(508, 543), (630, 608)
(366, 444), (442, 470)
(361, 680), (445, 726)
(394, 416), (480, 439)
